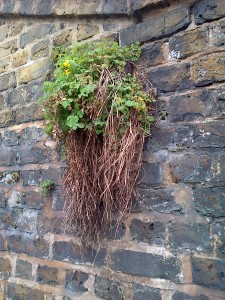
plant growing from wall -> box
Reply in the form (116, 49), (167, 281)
(40, 40), (155, 243)
(39, 179), (54, 195)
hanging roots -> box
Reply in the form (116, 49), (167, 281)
(62, 68), (154, 244)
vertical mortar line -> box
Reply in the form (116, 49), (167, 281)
(161, 289), (174, 300)
(11, 253), (17, 277)
(57, 267), (65, 287)
(180, 254), (192, 284)
(210, 221), (217, 257)
(127, 0), (132, 15)
(32, 260), (38, 281)
(48, 232), (55, 259)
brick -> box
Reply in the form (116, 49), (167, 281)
(76, 0), (101, 15)
(94, 276), (123, 300)
(120, 7), (190, 46)
(0, 233), (6, 250)
(192, 53), (225, 86)
(138, 162), (162, 185)
(211, 19), (225, 47)
(6, 283), (47, 300)
(77, 24), (100, 41)
(169, 90), (211, 122)
(19, 0), (34, 14)
(0, 190), (6, 208)
(65, 270), (88, 292)
(52, 189), (64, 210)
(20, 24), (54, 48)
(15, 103), (43, 124)
(16, 146), (52, 165)
(172, 291), (209, 300)
(132, 283), (161, 300)
(52, 0), (77, 15)
(12, 50), (28, 68)
(148, 63), (192, 93)
(21, 168), (60, 186)
(0, 109), (15, 127)
(2, 0), (15, 13)
(111, 250), (181, 282)
(4, 86), (27, 107)
(0, 24), (9, 42)
(194, 0), (225, 25)
(53, 29), (73, 46)
(2, 129), (20, 146)
(18, 58), (52, 84)
(0, 171), (20, 185)
(37, 265), (59, 286)
(27, 80), (44, 102)
(102, 0), (128, 14)
(0, 209), (20, 230)
(24, 190), (43, 209)
(9, 22), (25, 37)
(52, 241), (106, 266)
(0, 73), (16, 92)
(0, 257), (11, 279)
(168, 223), (212, 252)
(0, 94), (5, 109)
(192, 257), (225, 290)
(130, 219), (166, 245)
(194, 187), (225, 218)
(213, 221), (225, 258)
(103, 220), (126, 240)
(0, 39), (18, 59)
(15, 259), (32, 280)
(131, 0), (165, 12)
(31, 40), (49, 59)
(0, 56), (10, 74)
(8, 190), (25, 208)
(17, 209), (38, 233)
(140, 42), (165, 67)
(169, 28), (208, 59)
(7, 233), (49, 258)
(36, 0), (54, 15)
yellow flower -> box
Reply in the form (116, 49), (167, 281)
(65, 69), (70, 76)
(63, 60), (70, 68)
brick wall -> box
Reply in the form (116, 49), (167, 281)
(0, 0), (225, 299)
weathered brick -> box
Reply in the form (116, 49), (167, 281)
(111, 250), (181, 282)
(172, 291), (209, 300)
(31, 40), (49, 59)
(0, 24), (9, 42)
(0, 94), (5, 109)
(138, 162), (162, 185)
(52, 241), (106, 266)
(140, 41), (165, 67)
(133, 283), (161, 300)
(0, 190), (6, 208)
(0, 171), (20, 185)
(192, 257), (225, 290)
(7, 233), (49, 258)
(211, 19), (225, 47)
(18, 58), (52, 84)
(102, 0), (128, 14)
(0, 73), (16, 92)
(94, 276), (123, 300)
(0, 109), (15, 127)
(0, 39), (18, 59)
(27, 80), (44, 102)
(77, 24), (100, 41)
(133, 188), (184, 214)
(37, 265), (59, 286)
(15, 103), (43, 124)
(12, 50), (28, 68)
(0, 257), (11, 279)
(36, 0), (54, 15)
(148, 63), (192, 93)
(131, 0), (165, 12)
(192, 52), (225, 86)
(8, 190), (25, 208)
(194, 187), (225, 218)
(168, 223), (212, 252)
(52, 189), (64, 210)
(24, 190), (43, 209)
(2, 0), (15, 14)
(76, 0), (101, 15)
(169, 90), (212, 122)
(20, 24), (54, 48)
(120, 7), (191, 46)
(9, 22), (25, 37)
(0, 233), (6, 250)
(103, 221), (126, 240)
(52, 0), (76, 15)
(6, 283), (47, 300)
(17, 209), (38, 233)
(16, 146), (52, 165)
(169, 28), (208, 59)
(53, 29), (73, 46)
(21, 168), (60, 186)
(0, 148), (15, 166)
(4, 87), (27, 107)
(15, 259), (32, 280)
(0, 56), (10, 74)
(0, 209), (20, 230)
(194, 0), (225, 25)
(213, 221), (225, 258)
(19, 0), (34, 14)
(130, 219), (166, 245)
(65, 270), (88, 292)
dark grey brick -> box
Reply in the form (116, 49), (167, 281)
(168, 223), (212, 252)
(2, 0), (15, 13)
(0, 257), (11, 279)
(20, 24), (54, 48)
(148, 63), (192, 93)
(133, 283), (161, 300)
(130, 219), (166, 245)
(37, 265), (58, 286)
(4, 87), (27, 108)
(6, 283), (46, 300)
(140, 42), (165, 67)
(15, 259), (32, 280)
(65, 270), (88, 292)
(172, 291), (209, 300)
(36, 0), (54, 15)
(120, 7), (190, 46)
(19, 0), (34, 14)
(192, 257), (225, 290)
(31, 40), (50, 59)
(102, 0), (128, 14)
(194, 187), (225, 217)
(94, 276), (123, 300)
(213, 221), (225, 258)
(194, 0), (225, 25)
(138, 162), (162, 185)
(111, 250), (181, 282)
